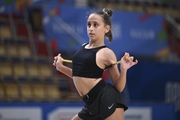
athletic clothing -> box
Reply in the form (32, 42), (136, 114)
(72, 43), (128, 119)
(72, 43), (107, 78)
(78, 80), (128, 120)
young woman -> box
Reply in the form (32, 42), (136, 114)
(53, 8), (138, 120)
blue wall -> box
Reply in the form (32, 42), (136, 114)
(126, 61), (180, 119)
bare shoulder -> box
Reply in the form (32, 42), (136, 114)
(97, 47), (117, 66)
(100, 47), (115, 58)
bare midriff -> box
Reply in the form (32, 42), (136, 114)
(72, 76), (102, 97)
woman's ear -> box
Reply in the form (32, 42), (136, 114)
(105, 25), (110, 33)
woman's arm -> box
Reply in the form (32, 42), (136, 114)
(53, 54), (73, 79)
(105, 51), (138, 92)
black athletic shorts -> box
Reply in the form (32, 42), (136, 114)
(78, 80), (128, 120)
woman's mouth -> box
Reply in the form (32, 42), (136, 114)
(89, 33), (95, 37)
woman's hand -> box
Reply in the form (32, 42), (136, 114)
(53, 53), (64, 72)
(120, 52), (138, 71)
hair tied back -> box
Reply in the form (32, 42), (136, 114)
(105, 12), (109, 16)
(102, 8), (113, 17)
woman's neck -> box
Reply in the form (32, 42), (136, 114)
(88, 41), (105, 48)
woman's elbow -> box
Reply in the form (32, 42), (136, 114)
(115, 85), (124, 92)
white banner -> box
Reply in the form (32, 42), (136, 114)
(125, 107), (152, 120)
(0, 107), (42, 120)
(48, 106), (152, 120)
(48, 107), (82, 120)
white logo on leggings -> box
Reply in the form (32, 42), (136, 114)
(108, 103), (114, 109)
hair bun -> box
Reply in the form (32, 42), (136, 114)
(102, 8), (113, 17)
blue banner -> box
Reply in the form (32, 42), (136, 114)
(43, 5), (88, 51)
(42, 5), (167, 57)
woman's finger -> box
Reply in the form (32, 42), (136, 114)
(125, 52), (129, 56)
(129, 56), (134, 61)
(132, 60), (138, 66)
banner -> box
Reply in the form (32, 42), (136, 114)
(125, 107), (152, 120)
(0, 102), (176, 120)
(0, 107), (42, 120)
(43, 5), (167, 57)
(48, 107), (82, 120)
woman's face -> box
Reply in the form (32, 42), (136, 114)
(87, 13), (109, 42)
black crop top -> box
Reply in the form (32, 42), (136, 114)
(72, 43), (107, 78)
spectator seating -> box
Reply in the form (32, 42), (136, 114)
(0, 13), (74, 102)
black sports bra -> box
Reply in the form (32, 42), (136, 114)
(72, 43), (107, 78)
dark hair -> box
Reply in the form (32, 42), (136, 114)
(88, 8), (113, 42)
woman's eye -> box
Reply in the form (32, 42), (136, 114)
(94, 23), (98, 27)
(87, 23), (98, 28)
(87, 23), (91, 27)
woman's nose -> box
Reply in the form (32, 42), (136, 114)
(89, 25), (94, 30)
